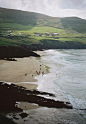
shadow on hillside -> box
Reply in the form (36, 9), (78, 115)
(0, 7), (38, 30)
(60, 17), (86, 33)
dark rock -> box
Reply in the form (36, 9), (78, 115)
(19, 113), (28, 119)
(13, 116), (19, 120)
(0, 46), (40, 59)
(0, 82), (73, 114)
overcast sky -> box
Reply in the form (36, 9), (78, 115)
(0, 0), (86, 19)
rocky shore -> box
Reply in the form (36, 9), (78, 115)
(1, 50), (86, 124)
(0, 82), (73, 113)
(1, 82), (86, 124)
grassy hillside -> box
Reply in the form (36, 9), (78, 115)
(61, 17), (86, 33)
(0, 7), (86, 50)
(1, 7), (86, 33)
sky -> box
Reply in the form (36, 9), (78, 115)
(0, 0), (86, 19)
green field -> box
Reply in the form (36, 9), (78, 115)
(0, 7), (86, 48)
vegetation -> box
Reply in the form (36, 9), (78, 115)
(0, 7), (86, 49)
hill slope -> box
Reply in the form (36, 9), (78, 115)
(0, 7), (86, 58)
(0, 7), (86, 33)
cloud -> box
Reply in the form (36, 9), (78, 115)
(0, 0), (86, 19)
(0, 0), (22, 9)
(61, 0), (86, 9)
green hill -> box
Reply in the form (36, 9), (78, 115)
(0, 7), (86, 58)
(0, 7), (86, 33)
(60, 17), (86, 33)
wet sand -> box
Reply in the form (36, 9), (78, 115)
(9, 108), (86, 124)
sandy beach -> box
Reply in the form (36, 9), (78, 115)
(0, 50), (86, 124)
(0, 56), (46, 90)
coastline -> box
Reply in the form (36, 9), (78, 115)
(0, 50), (86, 124)
(35, 50), (71, 103)
(0, 50), (72, 107)
(0, 54), (47, 113)
(0, 50), (72, 110)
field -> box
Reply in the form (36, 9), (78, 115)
(0, 7), (86, 48)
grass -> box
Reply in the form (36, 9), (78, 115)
(58, 38), (86, 43)
(16, 26), (67, 36)
(0, 35), (86, 48)
(1, 7), (86, 34)
(14, 26), (86, 39)
(0, 36), (41, 47)
(0, 7), (86, 48)
(0, 37), (19, 46)
(0, 23), (33, 31)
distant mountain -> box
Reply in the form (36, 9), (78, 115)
(0, 7), (86, 33)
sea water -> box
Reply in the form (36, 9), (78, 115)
(41, 49), (86, 109)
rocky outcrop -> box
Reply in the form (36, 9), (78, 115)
(0, 82), (73, 113)
(0, 46), (40, 59)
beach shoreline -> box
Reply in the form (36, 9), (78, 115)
(0, 55), (46, 88)
(0, 53), (47, 113)
(1, 50), (86, 124)
(0, 50), (71, 109)
(0, 50), (71, 110)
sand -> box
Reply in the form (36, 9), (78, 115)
(1, 52), (86, 124)
(0, 57), (46, 90)
(0, 56), (46, 112)
(17, 102), (40, 110)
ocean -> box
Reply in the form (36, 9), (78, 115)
(40, 49), (86, 110)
